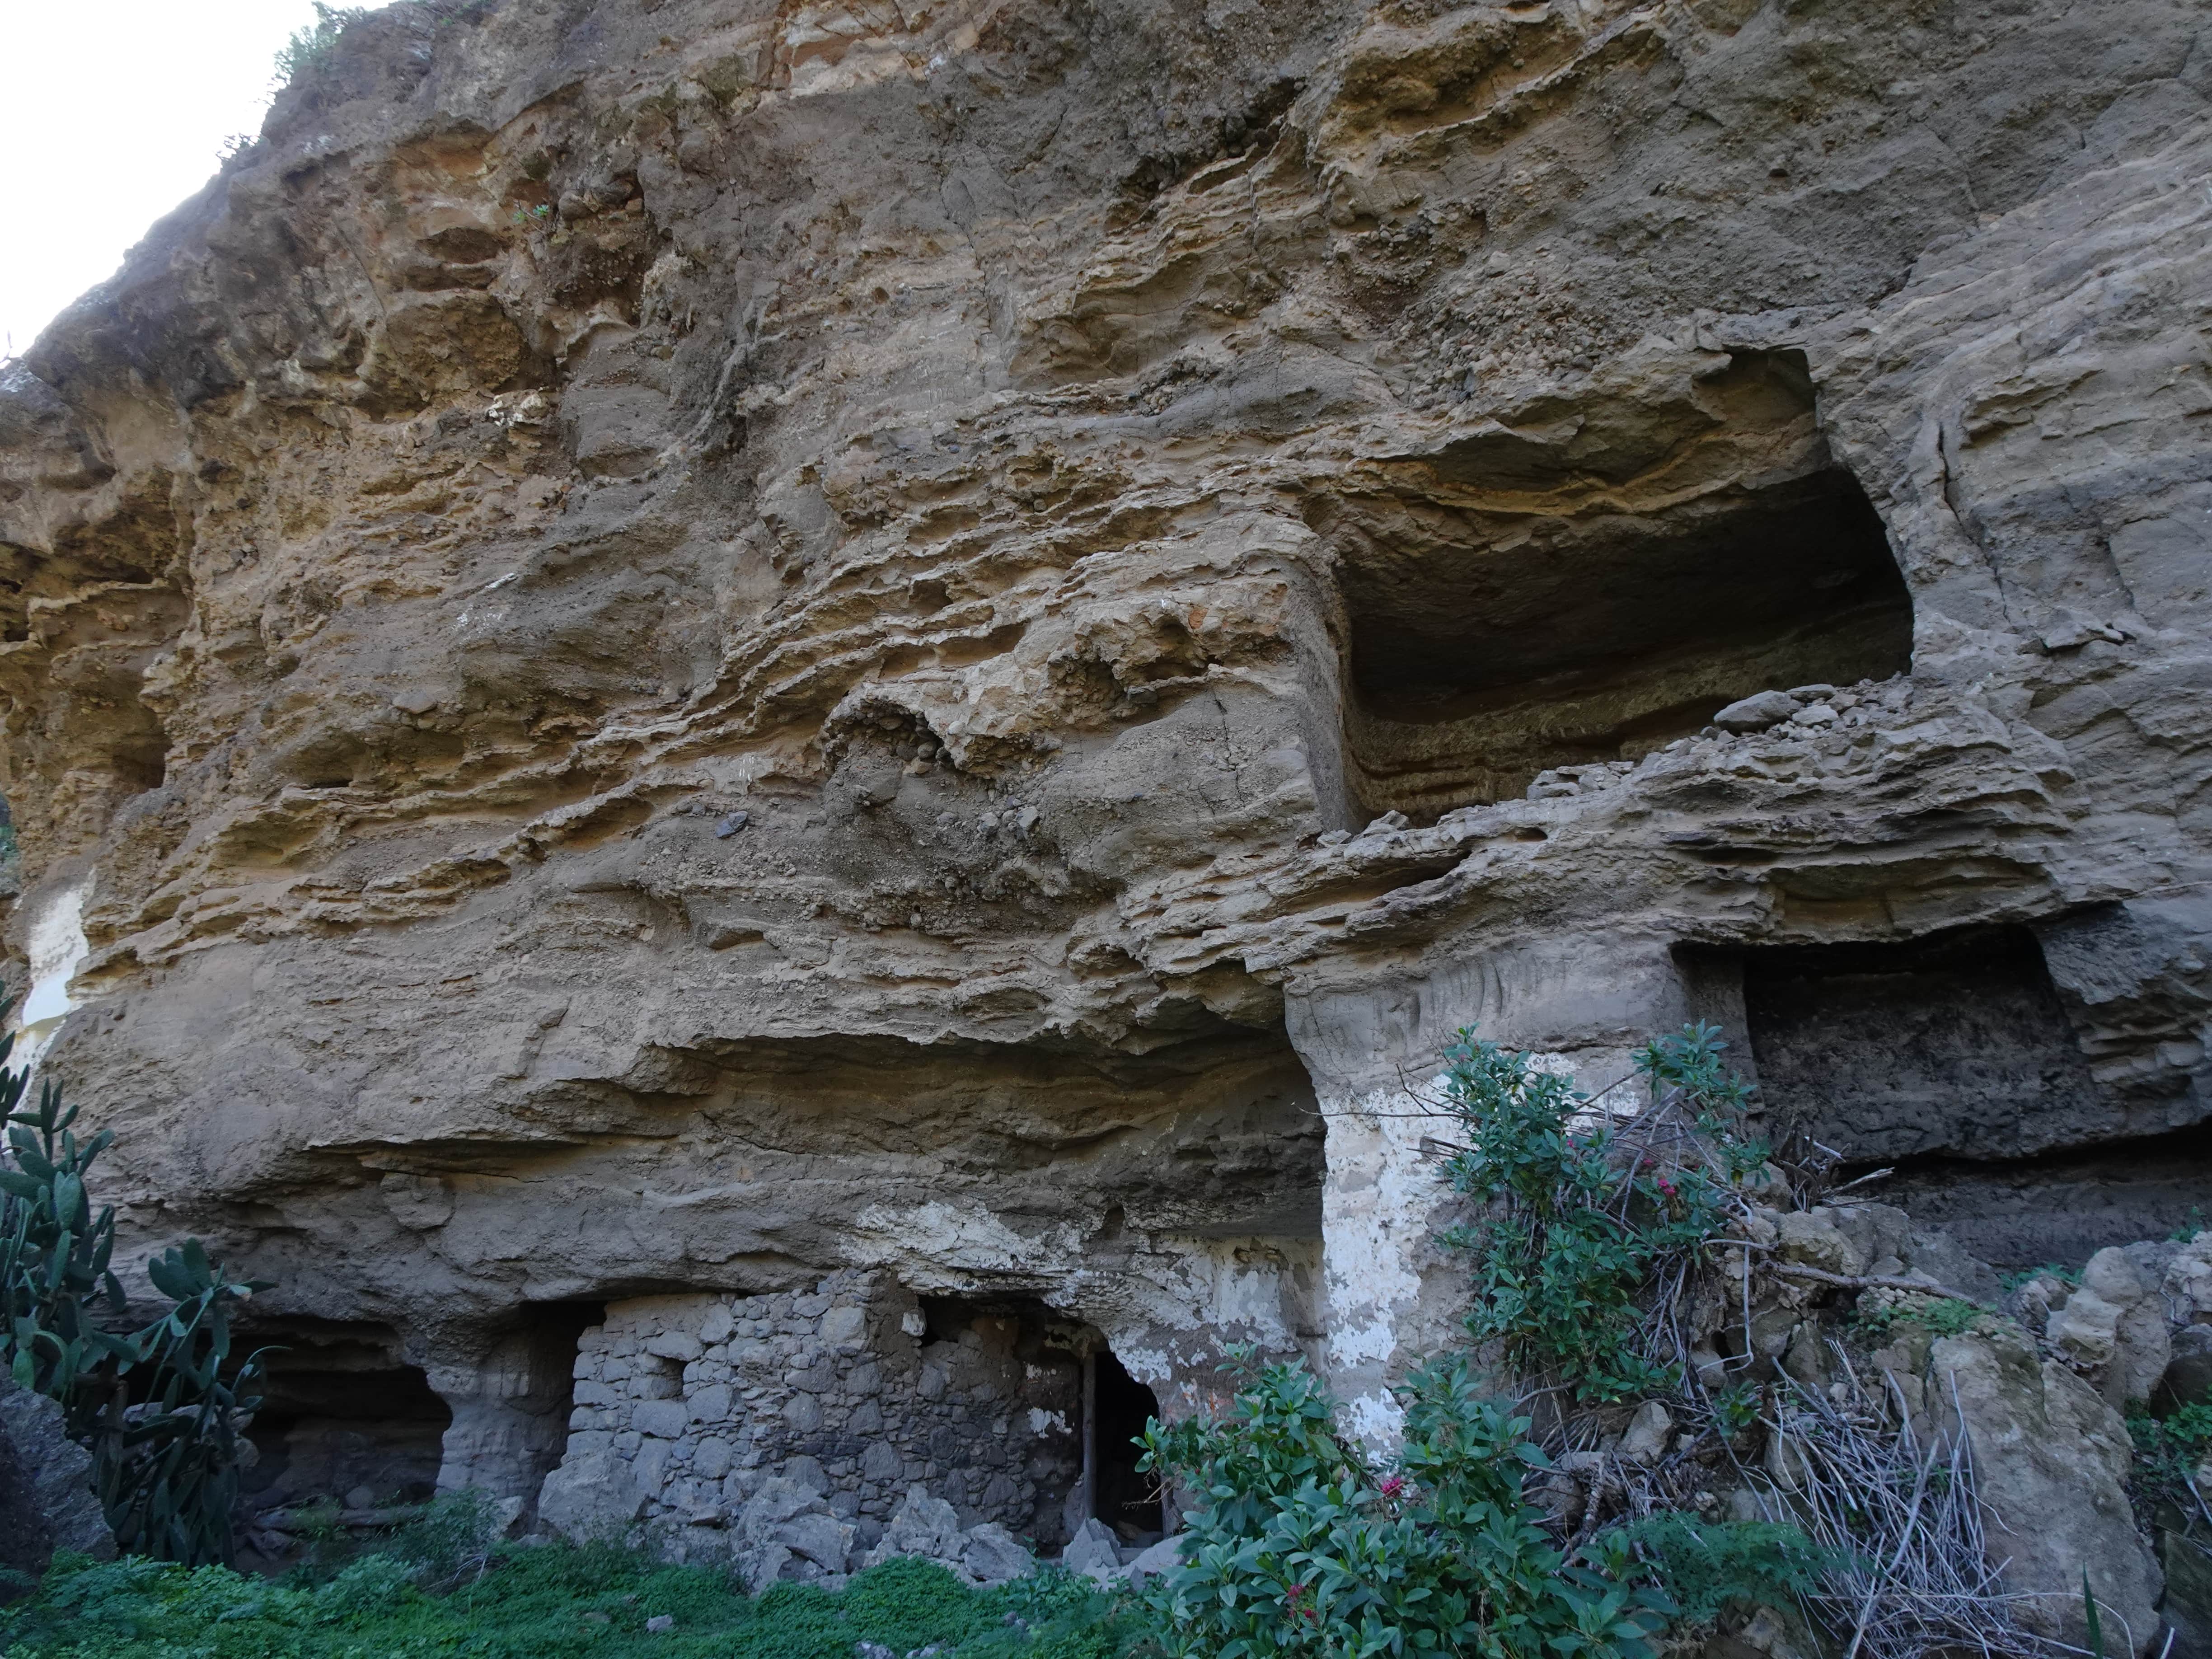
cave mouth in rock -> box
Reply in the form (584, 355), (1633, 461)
(1737, 923), (2109, 1167)
(1865, 1122), (2212, 1273)
(479, 1299), (604, 1506)
(1337, 463), (1913, 820)
(1092, 1349), (1164, 1540)
(236, 1320), (451, 1517)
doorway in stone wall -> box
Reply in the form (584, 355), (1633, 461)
(1087, 1348), (1166, 1541)
(234, 1319), (451, 1533)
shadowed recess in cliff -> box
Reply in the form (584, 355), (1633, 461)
(234, 1318), (451, 1531)
(1323, 353), (1914, 820)
(658, 1028), (1327, 1235)
(1739, 923), (2115, 1163)
(1868, 1122), (2212, 1272)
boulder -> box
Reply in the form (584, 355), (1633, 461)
(2165, 1232), (2212, 1324)
(1931, 1327), (2161, 1653)
(2048, 1246), (2171, 1406)
(1711, 691), (1801, 733)
(537, 1448), (646, 1541)
(1125, 1532), (1187, 1587)
(1060, 1515), (1122, 1580)
(959, 1521), (1034, 1585)
(1619, 1400), (1674, 1463)
(0, 1380), (112, 1597)
(860, 1485), (965, 1570)
(734, 1475), (854, 1591)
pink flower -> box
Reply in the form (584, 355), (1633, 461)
(1379, 1474), (1405, 1499)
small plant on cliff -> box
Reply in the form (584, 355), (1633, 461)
(1434, 1024), (1757, 1402)
(0, 990), (271, 1565)
(1137, 1347), (1670, 1659)
(274, 4), (368, 86)
(1617, 1514), (1836, 1629)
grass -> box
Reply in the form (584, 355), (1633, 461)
(0, 1546), (1142, 1659)
(1851, 1294), (1986, 1342)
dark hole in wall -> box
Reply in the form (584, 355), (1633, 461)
(1868, 1122), (2212, 1272)
(1740, 923), (2112, 1165)
(454, 1299), (603, 1506)
(1342, 467), (1911, 817)
(1092, 1350), (1163, 1540)
(237, 1321), (450, 1512)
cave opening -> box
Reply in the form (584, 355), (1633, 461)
(1340, 465), (1912, 818)
(913, 1294), (1087, 1547)
(1738, 923), (2108, 1168)
(1327, 351), (1916, 821)
(236, 1320), (451, 1517)
(1088, 1348), (1165, 1541)
(1723, 922), (2212, 1268)
(448, 1299), (604, 1508)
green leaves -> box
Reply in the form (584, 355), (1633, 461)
(1436, 1027), (1753, 1404)
(0, 988), (270, 1567)
(1139, 1352), (1664, 1659)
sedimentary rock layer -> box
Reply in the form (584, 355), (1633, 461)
(1, 0), (2209, 1557)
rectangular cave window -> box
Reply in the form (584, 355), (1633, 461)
(1739, 923), (2109, 1167)
(235, 1320), (451, 1547)
(1337, 461), (1912, 820)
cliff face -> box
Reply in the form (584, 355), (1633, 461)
(2, 0), (2210, 1546)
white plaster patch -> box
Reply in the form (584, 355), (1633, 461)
(1026, 1407), (1069, 1436)
(1342, 1390), (1405, 1449)
(1320, 1086), (1445, 1378)
(1115, 1345), (1176, 1387)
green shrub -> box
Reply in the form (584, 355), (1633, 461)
(2127, 1399), (2212, 1522)
(274, 4), (367, 85)
(1618, 1514), (1835, 1626)
(1436, 1024), (1758, 1402)
(1138, 1348), (1669, 1659)
(1852, 1295), (1984, 1342)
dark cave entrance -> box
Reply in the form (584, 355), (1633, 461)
(1340, 464), (1912, 818)
(1723, 922), (2212, 1267)
(236, 1321), (451, 1515)
(460, 1299), (604, 1506)
(1327, 354), (1914, 820)
(912, 1294), (1087, 1546)
(1087, 1348), (1165, 1540)
(1738, 923), (2108, 1167)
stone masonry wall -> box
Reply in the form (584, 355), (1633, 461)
(544, 1271), (1083, 1555)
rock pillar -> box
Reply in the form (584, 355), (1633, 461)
(1286, 932), (1701, 1441)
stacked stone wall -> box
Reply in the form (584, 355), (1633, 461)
(548, 1270), (1083, 1552)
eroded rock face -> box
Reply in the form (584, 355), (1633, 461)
(1, 0), (2210, 1546)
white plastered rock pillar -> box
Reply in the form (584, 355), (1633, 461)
(1285, 932), (1706, 1445)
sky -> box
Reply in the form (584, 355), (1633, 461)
(0, 1), (333, 361)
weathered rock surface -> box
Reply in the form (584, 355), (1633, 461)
(1934, 1327), (2161, 1654)
(0, 0), (2209, 1607)
(0, 1379), (115, 1592)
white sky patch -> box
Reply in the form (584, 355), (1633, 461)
(17, 883), (90, 1069)
(0, 2), (330, 360)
